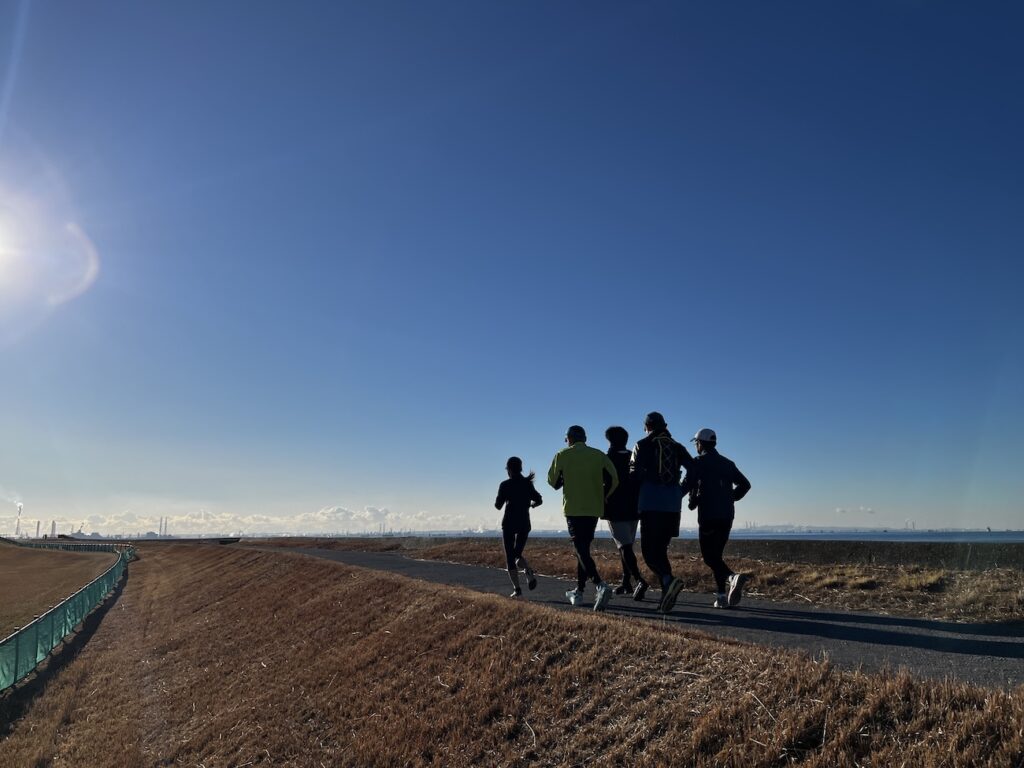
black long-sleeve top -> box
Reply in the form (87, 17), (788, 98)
(603, 448), (639, 521)
(495, 475), (543, 532)
(680, 447), (751, 524)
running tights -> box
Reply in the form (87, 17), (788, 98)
(502, 528), (529, 572)
(640, 512), (676, 586)
(619, 544), (642, 585)
(566, 516), (601, 587)
(698, 521), (734, 593)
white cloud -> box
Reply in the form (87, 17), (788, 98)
(835, 506), (876, 516)
(290, 505), (473, 534)
(0, 490), (482, 538)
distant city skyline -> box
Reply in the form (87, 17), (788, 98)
(5, 517), (1021, 541)
(1, 2), (1022, 536)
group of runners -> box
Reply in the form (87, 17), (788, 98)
(494, 411), (751, 613)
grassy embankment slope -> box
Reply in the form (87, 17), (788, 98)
(1, 544), (1021, 767)
(0, 541), (117, 636)
(258, 537), (1024, 623)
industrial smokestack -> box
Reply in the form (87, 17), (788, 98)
(35, 520), (40, 538)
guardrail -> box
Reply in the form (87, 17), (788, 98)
(0, 542), (135, 692)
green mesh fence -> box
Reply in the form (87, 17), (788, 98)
(0, 543), (135, 692)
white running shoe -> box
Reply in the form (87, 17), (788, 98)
(594, 582), (613, 612)
(727, 573), (749, 607)
(565, 588), (583, 607)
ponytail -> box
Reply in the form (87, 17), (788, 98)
(506, 456), (535, 483)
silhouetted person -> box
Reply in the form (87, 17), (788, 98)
(495, 456), (542, 597)
(548, 425), (618, 612)
(682, 428), (751, 608)
(630, 411), (692, 613)
(602, 426), (642, 595)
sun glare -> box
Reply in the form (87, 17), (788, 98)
(0, 223), (21, 295)
(0, 184), (100, 314)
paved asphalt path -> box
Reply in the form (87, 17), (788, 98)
(290, 547), (1024, 689)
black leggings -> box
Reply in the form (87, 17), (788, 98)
(619, 544), (642, 584)
(640, 511), (679, 586)
(698, 521), (734, 593)
(502, 528), (529, 571)
(566, 516), (601, 587)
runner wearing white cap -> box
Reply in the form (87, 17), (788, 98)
(682, 428), (752, 608)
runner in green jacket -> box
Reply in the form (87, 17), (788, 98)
(548, 425), (618, 612)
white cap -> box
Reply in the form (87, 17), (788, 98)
(691, 428), (717, 443)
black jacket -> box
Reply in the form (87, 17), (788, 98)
(495, 475), (542, 531)
(602, 448), (639, 522)
(681, 447), (751, 524)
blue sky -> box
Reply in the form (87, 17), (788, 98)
(1, 2), (1022, 535)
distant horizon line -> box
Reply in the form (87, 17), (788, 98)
(5, 525), (1023, 540)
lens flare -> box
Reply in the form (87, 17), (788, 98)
(0, 161), (100, 344)
(48, 221), (100, 307)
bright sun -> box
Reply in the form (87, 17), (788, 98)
(0, 222), (25, 296)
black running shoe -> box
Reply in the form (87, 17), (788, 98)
(659, 577), (683, 614)
(613, 582), (632, 596)
(526, 568), (537, 591)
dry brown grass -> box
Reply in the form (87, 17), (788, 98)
(0, 542), (117, 636)
(262, 537), (1024, 623)
(1, 544), (1022, 767)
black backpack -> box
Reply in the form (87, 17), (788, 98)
(652, 435), (683, 485)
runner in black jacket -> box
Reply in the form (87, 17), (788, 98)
(681, 428), (751, 608)
(602, 426), (642, 595)
(495, 456), (542, 597)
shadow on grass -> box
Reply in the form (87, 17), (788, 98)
(0, 570), (129, 736)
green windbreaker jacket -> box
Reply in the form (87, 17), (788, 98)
(547, 442), (619, 517)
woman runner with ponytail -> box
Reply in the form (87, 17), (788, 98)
(494, 456), (543, 596)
